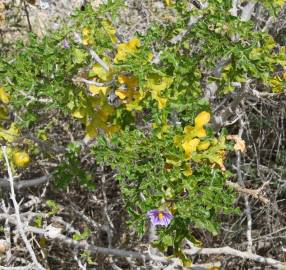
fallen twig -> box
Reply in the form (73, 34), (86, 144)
(226, 181), (269, 204)
(2, 213), (286, 269)
(0, 175), (51, 190)
(185, 246), (286, 269)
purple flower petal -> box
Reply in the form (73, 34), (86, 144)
(147, 209), (173, 227)
(62, 39), (70, 49)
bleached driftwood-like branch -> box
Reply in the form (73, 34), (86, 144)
(184, 246), (286, 269)
(88, 48), (110, 71)
(2, 146), (45, 270)
(241, 1), (257, 22)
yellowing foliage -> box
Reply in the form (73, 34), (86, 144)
(0, 87), (10, 104)
(0, 106), (9, 120)
(182, 138), (200, 159)
(183, 164), (193, 176)
(0, 123), (19, 143)
(197, 141), (211, 151)
(115, 75), (144, 111)
(114, 38), (140, 62)
(194, 111), (211, 128)
(102, 20), (118, 43)
(72, 108), (86, 119)
(82, 28), (91, 45)
(92, 63), (111, 81)
(195, 128), (207, 138)
(165, 0), (173, 6)
(89, 85), (108, 96)
(145, 74), (173, 109)
(145, 74), (173, 93)
(82, 28), (90, 36)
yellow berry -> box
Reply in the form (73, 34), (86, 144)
(13, 151), (30, 168)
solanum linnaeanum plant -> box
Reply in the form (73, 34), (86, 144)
(0, 0), (284, 261)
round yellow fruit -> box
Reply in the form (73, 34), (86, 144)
(195, 111), (211, 128)
(13, 151), (30, 168)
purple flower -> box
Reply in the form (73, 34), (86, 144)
(62, 39), (70, 49)
(147, 209), (173, 227)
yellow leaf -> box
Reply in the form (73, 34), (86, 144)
(90, 116), (106, 129)
(195, 127), (207, 138)
(0, 123), (19, 142)
(37, 130), (47, 141)
(173, 135), (183, 146)
(90, 95), (105, 109)
(72, 108), (85, 119)
(128, 38), (140, 48)
(147, 52), (153, 61)
(114, 38), (140, 62)
(165, 0), (173, 6)
(211, 138), (218, 145)
(118, 75), (138, 89)
(115, 90), (128, 100)
(85, 124), (97, 141)
(82, 38), (89, 45)
(13, 151), (30, 168)
(184, 125), (195, 135)
(98, 103), (114, 121)
(182, 138), (200, 159)
(274, 0), (285, 7)
(183, 164), (192, 176)
(146, 74), (173, 94)
(269, 76), (283, 93)
(82, 28), (90, 36)
(0, 106), (9, 120)
(104, 124), (120, 137)
(265, 36), (276, 50)
(89, 85), (108, 95)
(0, 87), (10, 104)
(194, 111), (211, 128)
(165, 155), (181, 166)
(115, 83), (144, 109)
(157, 97), (167, 110)
(197, 140), (210, 151)
(85, 116), (108, 141)
(92, 63), (111, 81)
(125, 103), (142, 111)
(161, 124), (170, 133)
(183, 124), (206, 143)
(102, 20), (118, 43)
(249, 47), (262, 60)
